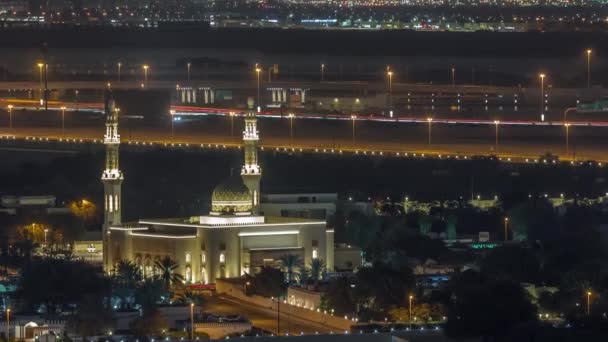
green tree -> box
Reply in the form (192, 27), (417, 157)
(481, 245), (541, 283)
(134, 277), (168, 307)
(446, 214), (457, 240)
(155, 256), (184, 289)
(114, 259), (142, 287)
(69, 294), (114, 341)
(130, 306), (169, 337)
(306, 258), (326, 285)
(355, 261), (415, 314)
(320, 276), (356, 316)
(18, 258), (111, 315)
(442, 270), (537, 338)
(251, 266), (285, 298)
(418, 214), (432, 235)
(279, 254), (302, 284)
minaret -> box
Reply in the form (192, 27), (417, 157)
(241, 97), (262, 214)
(101, 91), (123, 272)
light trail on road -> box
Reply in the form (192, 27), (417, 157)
(3, 99), (608, 128)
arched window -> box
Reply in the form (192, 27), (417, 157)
(185, 266), (192, 283)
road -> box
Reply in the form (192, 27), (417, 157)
(202, 295), (331, 335)
(2, 114), (608, 162)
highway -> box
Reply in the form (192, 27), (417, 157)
(2, 110), (608, 163)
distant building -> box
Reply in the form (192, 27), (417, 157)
(260, 193), (337, 220)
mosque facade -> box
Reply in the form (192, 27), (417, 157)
(102, 96), (334, 283)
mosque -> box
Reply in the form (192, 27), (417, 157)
(101, 95), (334, 284)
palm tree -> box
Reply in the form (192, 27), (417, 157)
(307, 258), (326, 285)
(154, 256), (184, 289)
(114, 260), (142, 287)
(279, 254), (302, 284)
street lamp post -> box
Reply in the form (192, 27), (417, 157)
(44, 228), (48, 245)
(37, 63), (44, 102)
(6, 308), (10, 342)
(494, 120), (500, 152)
(409, 295), (413, 329)
(288, 113), (295, 146)
(117, 62), (122, 82)
(7, 104), (13, 129)
(539, 73), (546, 121)
(75, 90), (79, 111)
(255, 65), (261, 109)
(187, 62), (191, 82)
(427, 117), (433, 145)
(61, 106), (66, 135)
(504, 217), (509, 241)
(565, 123), (571, 159)
(321, 63), (325, 81)
(244, 281), (250, 294)
(143, 64), (149, 88)
(170, 109), (176, 140)
(230, 112), (235, 137)
(587, 291), (592, 316)
(190, 303), (194, 339)
(451, 67), (455, 87)
(387, 70), (393, 112)
(351, 115), (356, 147)
(586, 49), (592, 89)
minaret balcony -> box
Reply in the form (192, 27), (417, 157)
(241, 165), (261, 174)
(102, 169), (124, 180)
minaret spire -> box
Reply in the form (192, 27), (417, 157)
(101, 90), (123, 272)
(241, 97), (262, 214)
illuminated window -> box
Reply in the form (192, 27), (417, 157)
(185, 252), (191, 264)
(185, 266), (192, 282)
(219, 253), (225, 264)
(201, 252), (206, 264)
(312, 249), (319, 260)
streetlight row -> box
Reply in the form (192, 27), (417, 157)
(1, 133), (607, 167)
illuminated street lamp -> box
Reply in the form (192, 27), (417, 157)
(37, 63), (44, 101)
(504, 217), (509, 241)
(426, 117), (433, 145)
(169, 109), (176, 140)
(7, 104), (13, 129)
(565, 123), (571, 158)
(37, 62), (44, 85)
(142, 64), (149, 88)
(288, 113), (295, 146)
(539, 73), (546, 121)
(451, 67), (455, 87)
(190, 303), (195, 339)
(587, 291), (592, 316)
(409, 295), (414, 329)
(187, 62), (191, 82)
(75, 90), (79, 111)
(351, 115), (357, 147)
(494, 120), (500, 152)
(387, 69), (393, 112)
(61, 106), (66, 135)
(321, 63), (325, 81)
(44, 228), (49, 244)
(586, 49), (592, 89)
(255, 64), (262, 108)
(117, 62), (122, 82)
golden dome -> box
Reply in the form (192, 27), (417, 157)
(211, 177), (252, 215)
